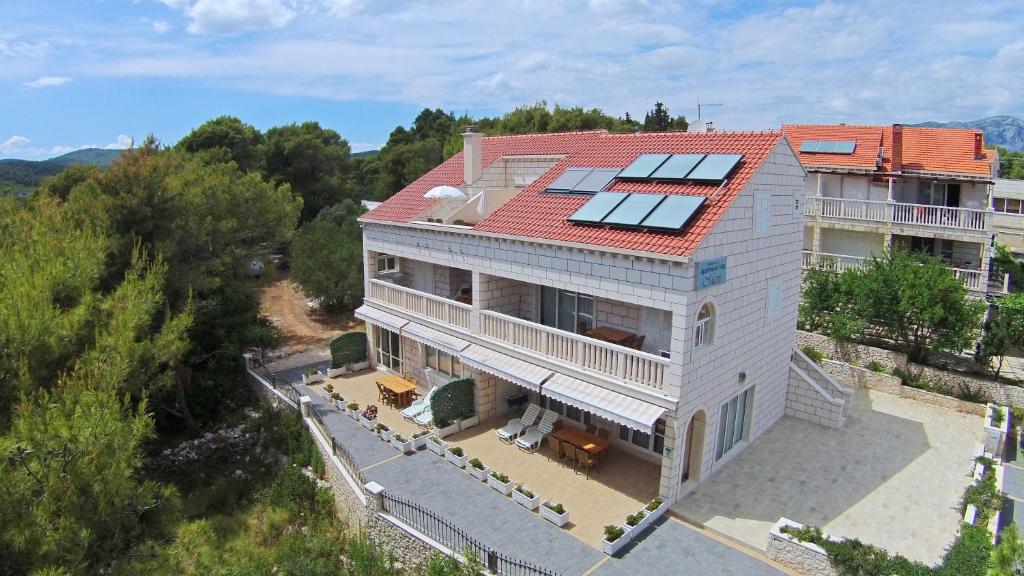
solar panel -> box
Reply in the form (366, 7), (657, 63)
(650, 154), (705, 180)
(640, 195), (706, 230)
(833, 141), (856, 154)
(546, 168), (590, 192)
(799, 140), (819, 153)
(602, 193), (666, 226)
(567, 192), (629, 223)
(686, 154), (743, 181)
(572, 168), (620, 193)
(799, 140), (856, 154)
(617, 154), (671, 179)
(816, 141), (837, 153)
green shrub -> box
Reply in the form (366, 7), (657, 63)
(625, 512), (644, 527)
(646, 498), (663, 512)
(514, 484), (534, 498)
(392, 434), (406, 443)
(425, 549), (482, 576)
(330, 332), (368, 368)
(956, 382), (990, 404)
(867, 361), (887, 373)
(802, 346), (824, 364)
(935, 523), (991, 576)
(604, 525), (625, 542)
(347, 402), (359, 411)
(430, 378), (475, 428)
(468, 458), (484, 470)
(961, 465), (1001, 525)
(448, 446), (464, 457)
(345, 532), (397, 576)
(545, 502), (565, 514)
(993, 406), (1007, 427)
(489, 471), (510, 484)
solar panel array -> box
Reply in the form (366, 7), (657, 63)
(567, 191), (706, 231)
(617, 153), (743, 182)
(799, 140), (856, 154)
(545, 167), (619, 194)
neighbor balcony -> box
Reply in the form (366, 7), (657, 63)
(805, 197), (990, 234)
(801, 250), (989, 293)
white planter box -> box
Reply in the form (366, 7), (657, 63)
(445, 450), (468, 468)
(512, 488), (540, 511)
(319, 386), (333, 398)
(377, 429), (393, 442)
(346, 407), (360, 419)
(427, 438), (448, 455)
(488, 475), (513, 496)
(304, 372), (326, 384)
(467, 463), (489, 481)
(360, 415), (376, 430)
(984, 404), (1010, 457)
(460, 415), (480, 430)
(334, 398), (347, 410)
(392, 437), (414, 453)
(540, 502), (569, 527)
(413, 434), (430, 450)
(348, 360), (370, 372)
(602, 527), (632, 556)
(436, 421), (460, 438)
(327, 366), (347, 378)
(636, 500), (670, 532)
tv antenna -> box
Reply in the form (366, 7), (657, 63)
(697, 97), (723, 120)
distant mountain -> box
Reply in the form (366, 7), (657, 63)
(47, 148), (124, 167)
(0, 148), (124, 198)
(912, 115), (1024, 152)
(352, 149), (379, 158)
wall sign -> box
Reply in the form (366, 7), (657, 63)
(696, 257), (727, 290)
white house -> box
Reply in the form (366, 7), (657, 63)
(357, 127), (822, 503)
(782, 124), (1001, 294)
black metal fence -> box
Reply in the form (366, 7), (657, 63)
(380, 492), (559, 576)
(308, 403), (366, 487)
(247, 354), (301, 406)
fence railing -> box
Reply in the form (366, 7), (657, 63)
(800, 250), (988, 293)
(247, 354), (301, 406)
(308, 402), (366, 488)
(805, 197), (990, 232)
(368, 279), (472, 329)
(380, 492), (558, 576)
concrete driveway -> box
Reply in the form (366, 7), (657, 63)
(673, 388), (983, 565)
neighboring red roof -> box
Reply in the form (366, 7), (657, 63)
(363, 130), (785, 258)
(781, 124), (992, 176)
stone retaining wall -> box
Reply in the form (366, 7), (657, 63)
(795, 331), (907, 370)
(766, 518), (838, 576)
(821, 360), (987, 416)
(786, 365), (846, 429)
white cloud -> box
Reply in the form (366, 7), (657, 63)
(23, 76), (71, 88)
(156, 0), (297, 35)
(349, 141), (379, 153)
(105, 135), (134, 149)
(152, 20), (171, 33)
(0, 135), (30, 154)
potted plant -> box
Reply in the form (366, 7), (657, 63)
(459, 414), (480, 431)
(467, 457), (489, 481)
(303, 367), (325, 384)
(412, 430), (430, 450)
(391, 433), (414, 453)
(488, 471), (513, 496)
(645, 498), (664, 513)
(637, 497), (670, 531)
(435, 420), (460, 438)
(360, 405), (378, 429)
(985, 404), (1010, 456)
(375, 422), (392, 442)
(427, 435), (448, 456)
(327, 364), (347, 378)
(331, 392), (346, 410)
(346, 402), (360, 419)
(513, 484), (540, 511)
(540, 501), (569, 527)
(445, 446), (468, 468)
(601, 525), (628, 556)
(624, 511), (645, 532)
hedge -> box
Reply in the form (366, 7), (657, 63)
(330, 332), (368, 369)
(430, 378), (475, 428)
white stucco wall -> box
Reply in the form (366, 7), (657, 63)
(819, 229), (886, 257)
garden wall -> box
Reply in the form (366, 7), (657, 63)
(795, 331), (907, 370)
(821, 360), (987, 416)
(766, 518), (838, 576)
(786, 357), (848, 429)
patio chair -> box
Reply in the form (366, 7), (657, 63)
(562, 443), (577, 470)
(495, 404), (540, 443)
(576, 449), (597, 478)
(401, 386), (437, 420)
(546, 436), (564, 464)
(376, 382), (388, 404)
(414, 405), (434, 427)
(515, 410), (559, 452)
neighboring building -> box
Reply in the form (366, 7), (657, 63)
(357, 126), (818, 503)
(782, 124), (1001, 295)
(992, 178), (1024, 257)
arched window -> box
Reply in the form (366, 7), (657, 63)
(694, 303), (714, 349)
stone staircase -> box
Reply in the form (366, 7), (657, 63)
(786, 348), (855, 429)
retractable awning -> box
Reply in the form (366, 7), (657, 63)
(354, 305), (408, 333)
(460, 345), (552, 392)
(402, 321), (470, 356)
(542, 374), (666, 434)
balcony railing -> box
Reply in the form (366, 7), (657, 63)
(805, 197), (990, 232)
(367, 279), (472, 329)
(479, 310), (669, 390)
(801, 250), (987, 292)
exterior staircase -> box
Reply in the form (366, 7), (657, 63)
(786, 348), (855, 429)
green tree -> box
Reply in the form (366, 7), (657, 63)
(644, 101), (671, 132)
(993, 243), (1024, 292)
(989, 523), (1024, 575)
(978, 293), (1024, 377)
(176, 116), (264, 173)
(997, 146), (1024, 180)
(263, 121), (352, 222)
(290, 200), (365, 307)
(798, 265), (864, 342)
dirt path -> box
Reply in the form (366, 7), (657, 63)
(259, 278), (362, 355)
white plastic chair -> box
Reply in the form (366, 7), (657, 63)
(401, 386), (437, 420)
(515, 410), (559, 452)
(495, 404), (541, 443)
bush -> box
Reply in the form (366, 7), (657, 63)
(430, 378), (475, 428)
(801, 346), (824, 364)
(514, 484), (534, 498)
(392, 434), (406, 443)
(330, 332), (368, 368)
(935, 523), (991, 576)
(867, 361), (887, 373)
(447, 446), (464, 457)
(345, 532), (397, 576)
(993, 407), (1007, 428)
(646, 498), (663, 512)
(962, 464), (1001, 525)
(604, 525), (625, 542)
(468, 458), (484, 470)
(625, 512), (644, 527)
(956, 382), (990, 404)
(545, 502), (565, 514)
(490, 471), (510, 483)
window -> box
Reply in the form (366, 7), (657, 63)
(424, 345), (461, 378)
(995, 198), (1023, 214)
(376, 253), (398, 274)
(652, 418), (666, 454)
(619, 418), (664, 453)
(694, 303), (714, 349)
(374, 326), (402, 371)
(994, 198), (1006, 212)
(541, 287), (594, 334)
(793, 195), (803, 219)
(715, 387), (753, 461)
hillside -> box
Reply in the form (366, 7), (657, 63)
(0, 148), (123, 196)
(352, 149), (378, 158)
(912, 115), (1024, 152)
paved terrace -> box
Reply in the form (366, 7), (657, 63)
(283, 367), (788, 576)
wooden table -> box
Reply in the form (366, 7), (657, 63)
(589, 326), (636, 346)
(377, 374), (417, 408)
(553, 427), (610, 458)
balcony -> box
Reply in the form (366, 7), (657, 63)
(801, 250), (987, 293)
(805, 197), (989, 233)
(367, 279), (472, 329)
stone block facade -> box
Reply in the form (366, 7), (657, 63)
(785, 366), (847, 429)
(766, 518), (838, 576)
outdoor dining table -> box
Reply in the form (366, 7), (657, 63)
(587, 326), (636, 346)
(553, 427), (611, 462)
(377, 374), (417, 408)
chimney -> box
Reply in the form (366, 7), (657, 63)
(463, 126), (482, 185)
(974, 132), (984, 159)
(891, 124), (902, 173)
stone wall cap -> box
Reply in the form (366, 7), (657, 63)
(365, 481), (386, 495)
(299, 396), (312, 404)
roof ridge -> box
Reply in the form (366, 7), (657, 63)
(481, 130), (608, 140)
(782, 123), (889, 129)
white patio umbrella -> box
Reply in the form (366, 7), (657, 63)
(423, 185), (467, 199)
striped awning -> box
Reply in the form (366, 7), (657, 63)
(402, 321), (471, 356)
(460, 345), (552, 392)
(542, 374), (666, 434)
(355, 305), (408, 333)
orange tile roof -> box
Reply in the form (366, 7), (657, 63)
(901, 127), (992, 175)
(364, 130), (785, 258)
(781, 124), (889, 171)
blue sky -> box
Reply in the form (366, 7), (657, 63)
(2, 0), (1022, 160)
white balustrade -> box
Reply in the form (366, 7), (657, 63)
(806, 197), (990, 232)
(367, 279), (472, 329)
(952, 268), (985, 292)
(480, 311), (668, 390)
(801, 251), (986, 292)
